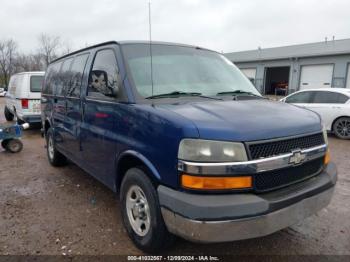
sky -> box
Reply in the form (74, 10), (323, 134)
(0, 0), (350, 54)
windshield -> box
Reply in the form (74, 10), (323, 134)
(30, 75), (44, 92)
(121, 44), (261, 99)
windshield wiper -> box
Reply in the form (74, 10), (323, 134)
(216, 90), (261, 97)
(146, 91), (222, 100)
(146, 91), (200, 99)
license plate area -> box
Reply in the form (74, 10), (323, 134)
(29, 99), (41, 114)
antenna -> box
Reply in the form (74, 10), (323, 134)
(148, 0), (154, 98)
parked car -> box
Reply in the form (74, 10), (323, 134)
(281, 88), (350, 139)
(41, 41), (336, 253)
(4, 72), (44, 123)
(0, 88), (6, 97)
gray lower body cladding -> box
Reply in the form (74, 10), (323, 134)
(158, 163), (337, 243)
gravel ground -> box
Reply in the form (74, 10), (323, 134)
(0, 97), (349, 256)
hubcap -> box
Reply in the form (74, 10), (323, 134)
(48, 136), (54, 160)
(336, 120), (350, 138)
(126, 185), (151, 236)
(9, 141), (20, 152)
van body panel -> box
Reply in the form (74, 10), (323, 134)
(80, 98), (118, 185)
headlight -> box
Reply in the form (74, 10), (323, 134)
(178, 139), (248, 162)
(322, 124), (328, 145)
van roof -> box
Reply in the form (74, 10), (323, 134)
(50, 40), (217, 64)
(12, 71), (45, 76)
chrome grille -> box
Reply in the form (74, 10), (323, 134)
(248, 133), (325, 160)
(254, 157), (324, 192)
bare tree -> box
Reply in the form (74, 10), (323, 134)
(15, 53), (43, 72)
(37, 33), (60, 68)
(31, 53), (44, 70)
(0, 39), (17, 88)
(14, 54), (30, 72)
(61, 39), (73, 56)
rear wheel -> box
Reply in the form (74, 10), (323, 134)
(5, 139), (23, 153)
(46, 128), (67, 166)
(333, 117), (350, 140)
(4, 107), (14, 121)
(120, 167), (175, 253)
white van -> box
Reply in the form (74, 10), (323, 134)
(4, 72), (45, 123)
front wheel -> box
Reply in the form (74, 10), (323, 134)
(46, 128), (67, 166)
(120, 167), (175, 253)
(333, 117), (350, 140)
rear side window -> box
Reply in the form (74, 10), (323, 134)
(313, 91), (349, 104)
(57, 58), (73, 96)
(285, 91), (314, 103)
(43, 62), (62, 95)
(30, 75), (44, 92)
(8, 76), (17, 93)
(66, 54), (89, 97)
(88, 49), (119, 99)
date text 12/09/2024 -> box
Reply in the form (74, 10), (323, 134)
(127, 256), (219, 261)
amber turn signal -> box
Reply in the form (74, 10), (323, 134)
(324, 149), (331, 165)
(181, 174), (252, 190)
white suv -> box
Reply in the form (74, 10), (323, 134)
(4, 71), (45, 124)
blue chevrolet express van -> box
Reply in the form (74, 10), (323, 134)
(41, 41), (337, 253)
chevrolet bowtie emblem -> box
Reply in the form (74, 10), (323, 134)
(289, 150), (306, 165)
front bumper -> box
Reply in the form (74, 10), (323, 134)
(158, 163), (337, 243)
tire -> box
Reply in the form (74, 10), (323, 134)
(5, 139), (23, 153)
(1, 139), (10, 149)
(4, 107), (14, 121)
(333, 117), (350, 140)
(120, 167), (175, 253)
(46, 128), (67, 166)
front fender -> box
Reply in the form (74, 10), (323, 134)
(115, 150), (162, 191)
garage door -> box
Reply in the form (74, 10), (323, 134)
(240, 68), (256, 81)
(346, 65), (350, 88)
(299, 64), (333, 90)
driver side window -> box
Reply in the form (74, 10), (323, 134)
(88, 49), (119, 99)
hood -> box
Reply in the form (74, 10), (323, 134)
(157, 99), (322, 142)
